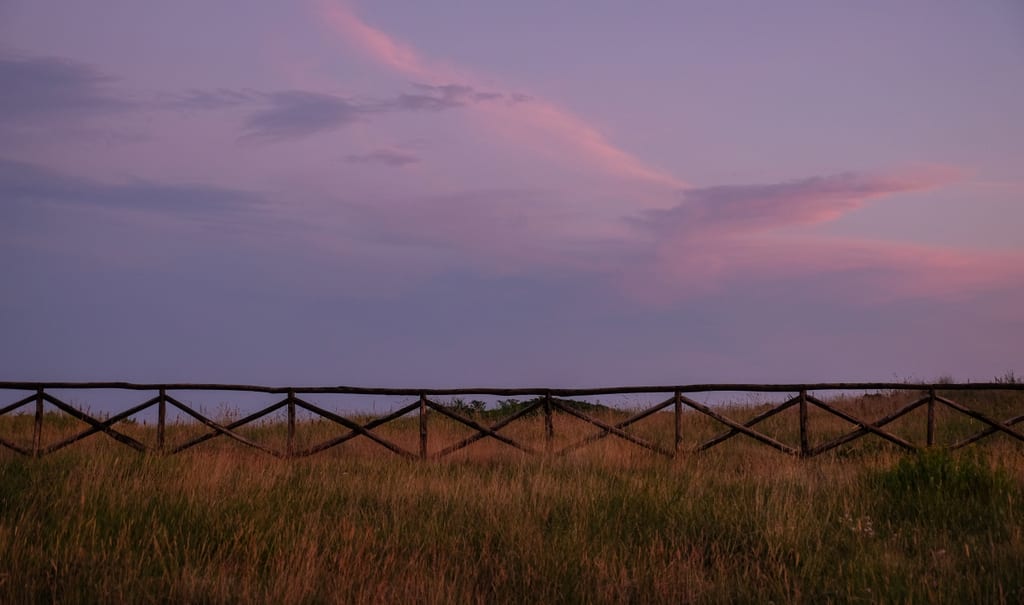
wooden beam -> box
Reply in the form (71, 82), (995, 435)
(43, 396), (159, 455)
(294, 401), (419, 457)
(926, 388), (936, 447)
(165, 394), (284, 458)
(431, 399), (544, 459)
(42, 392), (148, 453)
(951, 414), (1024, 450)
(678, 394), (798, 456)
(556, 396), (674, 456)
(544, 392), (554, 451)
(0, 393), (38, 417)
(157, 388), (167, 454)
(2, 381), (1020, 397)
(807, 396), (928, 456)
(805, 394), (917, 453)
(426, 400), (537, 455)
(287, 390), (296, 458)
(674, 391), (682, 455)
(935, 395), (1024, 443)
(170, 397), (289, 453)
(419, 394), (428, 459)
(292, 397), (415, 459)
(32, 388), (43, 457)
(697, 396), (800, 452)
(551, 398), (673, 458)
(799, 389), (809, 457)
(0, 436), (30, 456)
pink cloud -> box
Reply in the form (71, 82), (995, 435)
(335, 165), (1020, 305)
(316, 1), (684, 191)
(298, 8), (1016, 306)
(619, 165), (1022, 304)
(640, 165), (964, 235)
(637, 235), (1022, 301)
(319, 2), (436, 78)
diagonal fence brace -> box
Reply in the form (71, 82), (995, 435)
(551, 398), (674, 458)
(697, 395), (801, 452)
(557, 396), (676, 456)
(431, 399), (545, 459)
(0, 393), (39, 417)
(678, 394), (798, 455)
(170, 397), (290, 454)
(292, 397), (416, 459)
(805, 394), (917, 453)
(807, 396), (928, 456)
(44, 396), (160, 455)
(294, 401), (421, 457)
(165, 395), (285, 458)
(807, 395), (928, 456)
(0, 435), (31, 455)
(935, 395), (1024, 444)
(0, 393), (39, 455)
(426, 399), (538, 456)
(952, 413), (1024, 450)
(42, 392), (150, 453)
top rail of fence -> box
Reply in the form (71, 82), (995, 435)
(0, 381), (1021, 396)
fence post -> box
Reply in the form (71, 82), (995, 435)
(419, 394), (428, 459)
(157, 388), (167, 454)
(544, 392), (554, 452)
(927, 387), (936, 447)
(674, 390), (683, 456)
(799, 389), (809, 457)
(287, 389), (296, 458)
(33, 387), (44, 458)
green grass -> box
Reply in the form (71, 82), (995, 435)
(1, 391), (1023, 603)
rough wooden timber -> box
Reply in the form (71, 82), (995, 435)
(1, 382), (1021, 459)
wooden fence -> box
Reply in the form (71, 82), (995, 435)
(0, 382), (1022, 459)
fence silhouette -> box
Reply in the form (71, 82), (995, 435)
(1, 382), (1022, 459)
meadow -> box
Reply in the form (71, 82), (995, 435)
(1, 387), (1022, 603)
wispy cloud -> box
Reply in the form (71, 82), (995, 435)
(630, 233), (1024, 304)
(0, 52), (133, 123)
(346, 148), (419, 166)
(612, 166), (1024, 302)
(327, 164), (1022, 303)
(242, 91), (363, 141)
(640, 166), (963, 235)
(162, 88), (264, 110)
(317, 1), (684, 188)
(0, 48), (527, 144)
(238, 83), (514, 141)
(382, 83), (522, 112)
(0, 157), (264, 221)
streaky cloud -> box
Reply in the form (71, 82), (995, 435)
(240, 83), (514, 141)
(381, 83), (511, 112)
(317, 1), (684, 188)
(346, 148), (420, 167)
(0, 157), (264, 220)
(241, 91), (363, 142)
(640, 166), (962, 235)
(0, 51), (133, 123)
(162, 88), (265, 110)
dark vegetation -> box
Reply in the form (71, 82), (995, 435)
(1, 386), (1022, 603)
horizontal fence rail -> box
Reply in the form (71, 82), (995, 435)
(1, 382), (1022, 460)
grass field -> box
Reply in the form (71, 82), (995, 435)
(1, 389), (1022, 603)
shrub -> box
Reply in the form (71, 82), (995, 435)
(865, 449), (1016, 536)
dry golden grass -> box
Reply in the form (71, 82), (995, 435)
(1, 391), (1023, 603)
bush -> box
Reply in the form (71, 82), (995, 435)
(866, 449), (1016, 536)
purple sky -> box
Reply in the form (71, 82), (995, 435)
(1, 0), (1022, 388)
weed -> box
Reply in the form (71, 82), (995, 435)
(866, 449), (1016, 536)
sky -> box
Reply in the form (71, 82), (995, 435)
(1, 0), (1022, 389)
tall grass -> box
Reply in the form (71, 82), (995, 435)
(1, 392), (1022, 603)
